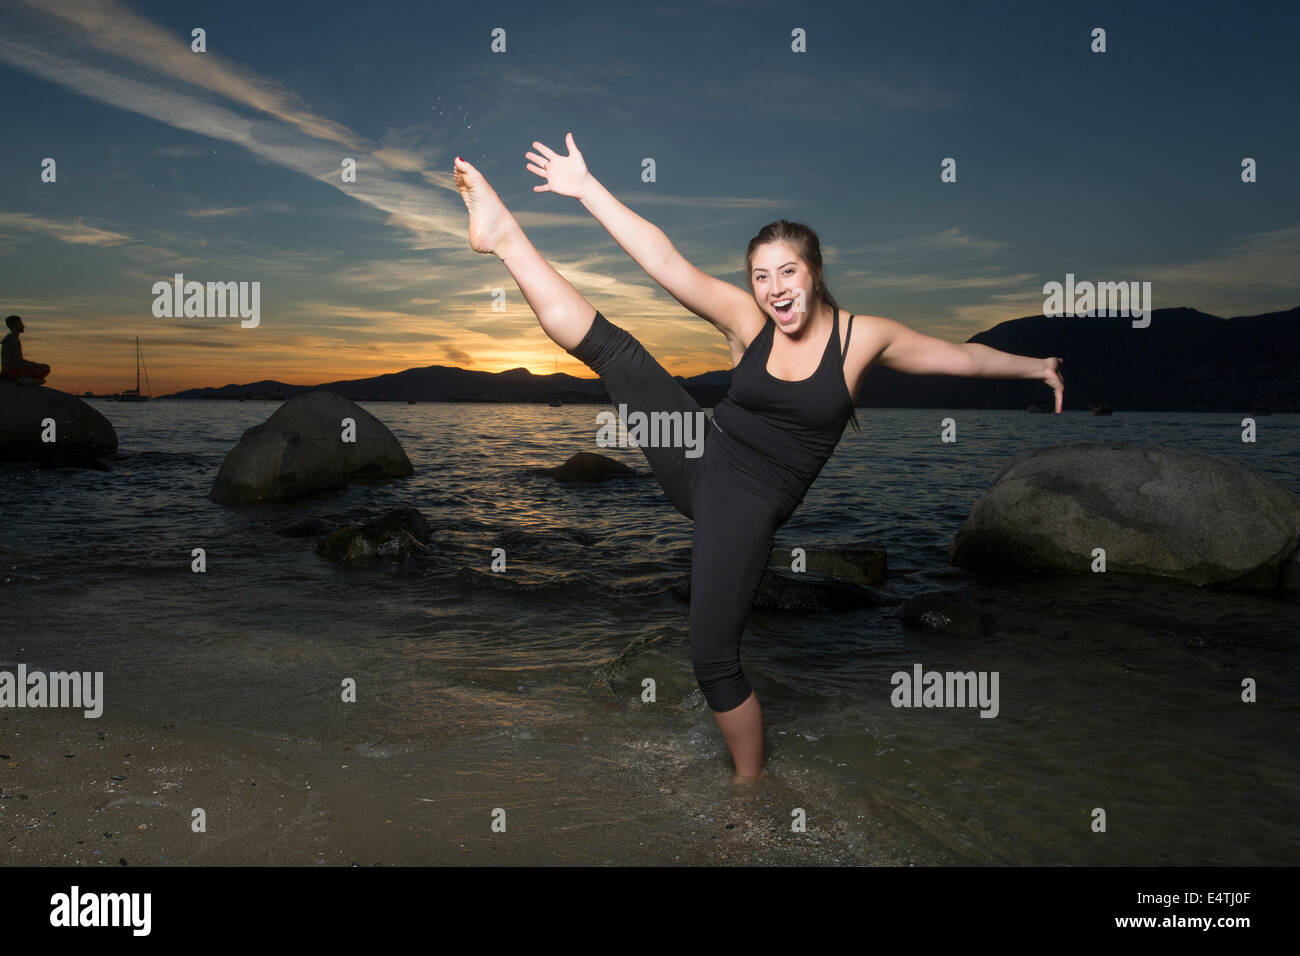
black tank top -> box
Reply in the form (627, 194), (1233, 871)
(710, 308), (856, 506)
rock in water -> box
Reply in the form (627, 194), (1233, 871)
(902, 591), (994, 636)
(0, 383), (117, 469)
(752, 570), (883, 612)
(273, 516), (339, 538)
(547, 452), (636, 483)
(209, 390), (412, 504)
(949, 442), (1300, 591)
(768, 546), (886, 585)
(672, 569), (883, 612)
(317, 508), (431, 563)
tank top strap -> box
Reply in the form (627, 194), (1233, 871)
(839, 313), (855, 367)
(737, 318), (774, 366)
(827, 307), (839, 350)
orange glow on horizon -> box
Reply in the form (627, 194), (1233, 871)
(36, 350), (726, 396)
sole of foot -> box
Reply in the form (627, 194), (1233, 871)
(453, 156), (516, 261)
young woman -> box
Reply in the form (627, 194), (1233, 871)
(453, 138), (1063, 782)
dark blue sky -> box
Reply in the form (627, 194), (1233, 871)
(2, 0), (1296, 393)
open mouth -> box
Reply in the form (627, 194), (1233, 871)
(773, 298), (795, 321)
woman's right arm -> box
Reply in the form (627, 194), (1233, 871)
(527, 135), (758, 347)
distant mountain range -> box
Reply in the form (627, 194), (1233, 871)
(159, 305), (1300, 412)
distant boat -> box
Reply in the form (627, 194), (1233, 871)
(111, 337), (152, 402)
(549, 355), (563, 405)
(1027, 402), (1051, 413)
(407, 399), (417, 405)
(1089, 403), (1113, 416)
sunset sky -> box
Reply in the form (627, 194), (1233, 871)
(1, 0), (1296, 395)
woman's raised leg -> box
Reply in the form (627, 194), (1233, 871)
(456, 155), (706, 519)
(455, 156), (595, 351)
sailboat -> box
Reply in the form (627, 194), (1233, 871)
(112, 337), (152, 402)
(548, 354), (563, 406)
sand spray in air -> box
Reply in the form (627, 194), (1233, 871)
(434, 94), (483, 163)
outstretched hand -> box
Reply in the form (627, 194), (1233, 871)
(1043, 357), (1065, 413)
(526, 133), (590, 200)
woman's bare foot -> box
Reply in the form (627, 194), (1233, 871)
(454, 156), (519, 261)
(732, 770), (765, 785)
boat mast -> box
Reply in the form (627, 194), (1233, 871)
(136, 337), (141, 394)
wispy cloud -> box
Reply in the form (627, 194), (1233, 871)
(184, 203), (292, 218)
(0, 212), (132, 246)
(1143, 225), (1300, 290)
(154, 144), (207, 158)
(19, 0), (363, 146)
(946, 295), (1056, 338)
(0, 5), (468, 252)
(614, 193), (800, 209)
(440, 344), (473, 366)
(850, 227), (1015, 257)
(1134, 225), (1300, 317)
(836, 268), (1039, 293)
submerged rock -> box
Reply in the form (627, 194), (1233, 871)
(0, 383), (117, 470)
(950, 443), (1300, 591)
(672, 569), (883, 613)
(316, 508), (431, 563)
(902, 591), (994, 636)
(273, 516), (339, 538)
(768, 546), (886, 585)
(752, 570), (884, 612)
(210, 390), (412, 504)
(547, 452), (636, 483)
(41, 447), (113, 472)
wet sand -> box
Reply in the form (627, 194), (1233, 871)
(1, 705), (957, 866)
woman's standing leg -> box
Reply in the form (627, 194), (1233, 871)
(689, 462), (780, 780)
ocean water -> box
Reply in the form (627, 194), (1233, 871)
(3, 401), (1298, 864)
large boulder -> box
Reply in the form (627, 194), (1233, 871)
(949, 443), (1300, 590)
(0, 383), (117, 469)
(210, 390), (412, 504)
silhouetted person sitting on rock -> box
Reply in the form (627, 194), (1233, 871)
(1, 315), (51, 385)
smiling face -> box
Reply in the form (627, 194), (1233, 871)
(750, 241), (820, 335)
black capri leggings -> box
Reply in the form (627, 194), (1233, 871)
(567, 310), (790, 712)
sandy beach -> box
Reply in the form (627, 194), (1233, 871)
(1, 702), (958, 866)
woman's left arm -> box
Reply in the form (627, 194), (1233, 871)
(866, 315), (1065, 413)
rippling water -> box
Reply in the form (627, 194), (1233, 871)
(4, 400), (1298, 864)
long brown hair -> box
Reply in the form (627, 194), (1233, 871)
(745, 220), (860, 432)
